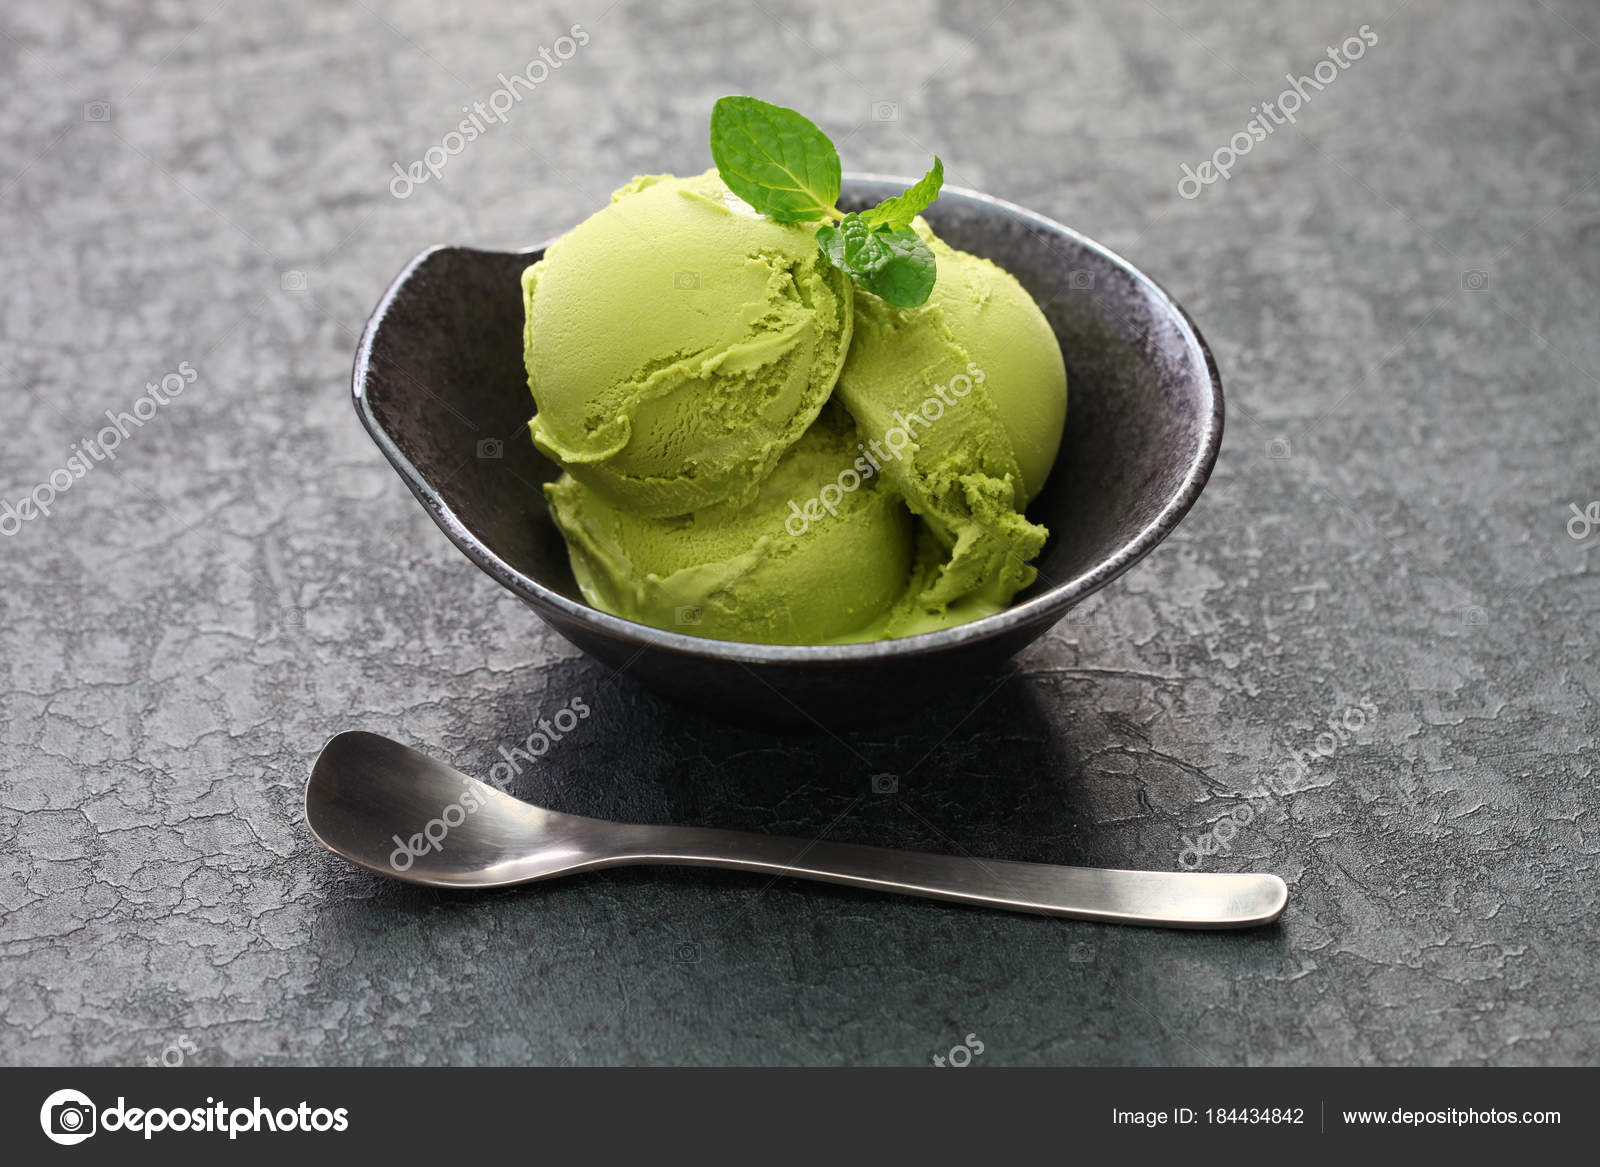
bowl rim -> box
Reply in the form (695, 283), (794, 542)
(352, 176), (1224, 665)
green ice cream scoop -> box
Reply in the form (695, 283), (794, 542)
(834, 224), (1068, 627)
(523, 170), (854, 518)
(544, 405), (913, 645)
(919, 233), (1067, 502)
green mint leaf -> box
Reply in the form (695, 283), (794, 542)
(816, 214), (937, 307)
(859, 156), (944, 230)
(710, 96), (841, 222)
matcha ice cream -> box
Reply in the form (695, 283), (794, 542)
(834, 224), (1067, 628)
(523, 167), (1067, 645)
(523, 170), (853, 517)
(545, 404), (912, 644)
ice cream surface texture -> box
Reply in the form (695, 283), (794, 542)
(524, 175), (1068, 645)
(834, 223), (1067, 627)
(523, 170), (853, 518)
(545, 405), (912, 645)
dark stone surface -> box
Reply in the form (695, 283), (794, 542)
(2, 0), (1595, 1066)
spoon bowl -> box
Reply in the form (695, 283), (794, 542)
(306, 730), (615, 887)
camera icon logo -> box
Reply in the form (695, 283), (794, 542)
(674, 605), (703, 625)
(83, 101), (112, 122)
(280, 270), (307, 292)
(872, 101), (899, 121)
(1068, 270), (1094, 290)
(40, 1088), (97, 1145)
(1265, 437), (1292, 460)
(477, 438), (503, 459)
(871, 773), (898, 794)
(673, 270), (700, 290)
(1462, 270), (1489, 291)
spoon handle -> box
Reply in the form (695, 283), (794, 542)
(607, 825), (1286, 929)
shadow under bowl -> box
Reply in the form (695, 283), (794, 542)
(353, 177), (1223, 728)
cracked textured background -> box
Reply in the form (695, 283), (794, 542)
(2, 0), (1597, 1066)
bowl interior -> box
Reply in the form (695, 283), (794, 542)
(354, 179), (1220, 658)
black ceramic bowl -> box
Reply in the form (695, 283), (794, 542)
(353, 177), (1222, 727)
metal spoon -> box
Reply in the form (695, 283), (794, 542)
(305, 731), (1287, 929)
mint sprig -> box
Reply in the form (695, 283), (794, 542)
(815, 217), (936, 308)
(858, 157), (944, 231)
(709, 96), (943, 307)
